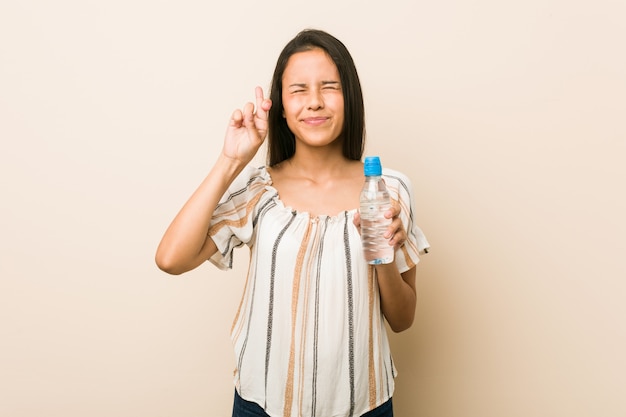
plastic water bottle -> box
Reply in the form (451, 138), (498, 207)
(360, 156), (394, 265)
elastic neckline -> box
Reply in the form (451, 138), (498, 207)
(261, 166), (358, 221)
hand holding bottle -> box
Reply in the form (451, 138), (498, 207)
(354, 202), (406, 250)
(358, 157), (409, 264)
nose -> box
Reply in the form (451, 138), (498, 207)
(307, 89), (324, 110)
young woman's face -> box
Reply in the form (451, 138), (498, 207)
(281, 48), (345, 149)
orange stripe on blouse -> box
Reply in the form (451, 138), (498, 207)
(208, 188), (266, 237)
(368, 265), (378, 408)
(283, 219), (313, 417)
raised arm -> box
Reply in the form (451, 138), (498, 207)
(155, 87), (272, 275)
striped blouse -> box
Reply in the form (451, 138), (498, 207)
(208, 165), (429, 417)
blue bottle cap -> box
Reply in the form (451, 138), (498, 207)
(363, 156), (382, 176)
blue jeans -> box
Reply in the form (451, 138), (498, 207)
(232, 390), (393, 417)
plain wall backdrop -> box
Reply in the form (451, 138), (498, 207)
(1, 1), (625, 416)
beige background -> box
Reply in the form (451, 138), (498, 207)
(1, 1), (625, 416)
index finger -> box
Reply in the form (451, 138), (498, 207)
(255, 86), (270, 120)
(385, 199), (401, 219)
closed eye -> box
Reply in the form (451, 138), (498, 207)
(321, 81), (341, 90)
(287, 81), (340, 94)
(288, 83), (307, 94)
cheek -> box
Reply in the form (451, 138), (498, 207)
(282, 107), (295, 122)
(282, 99), (302, 121)
(334, 101), (345, 122)
(327, 95), (344, 113)
(282, 108), (298, 130)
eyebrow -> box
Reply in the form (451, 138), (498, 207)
(287, 81), (340, 88)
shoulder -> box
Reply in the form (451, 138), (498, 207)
(232, 165), (271, 189)
(217, 165), (272, 206)
(382, 167), (413, 193)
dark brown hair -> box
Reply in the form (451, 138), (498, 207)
(266, 29), (366, 166)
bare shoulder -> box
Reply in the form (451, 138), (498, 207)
(266, 162), (288, 183)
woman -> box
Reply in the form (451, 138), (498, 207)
(156, 29), (429, 417)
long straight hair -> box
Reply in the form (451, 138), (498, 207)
(266, 29), (366, 166)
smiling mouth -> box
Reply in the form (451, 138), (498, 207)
(302, 117), (329, 125)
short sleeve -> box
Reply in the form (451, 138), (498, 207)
(207, 165), (270, 270)
(383, 169), (430, 273)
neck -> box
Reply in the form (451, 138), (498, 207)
(275, 150), (361, 185)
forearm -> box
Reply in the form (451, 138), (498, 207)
(376, 263), (417, 332)
(155, 154), (246, 274)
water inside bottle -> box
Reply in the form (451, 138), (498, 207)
(360, 201), (394, 264)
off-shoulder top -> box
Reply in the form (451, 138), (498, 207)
(208, 165), (429, 417)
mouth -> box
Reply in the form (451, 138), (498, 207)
(302, 117), (329, 126)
